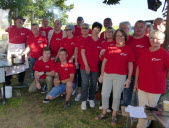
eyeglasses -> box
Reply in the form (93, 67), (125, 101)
(64, 29), (72, 31)
(82, 27), (89, 30)
(116, 35), (124, 38)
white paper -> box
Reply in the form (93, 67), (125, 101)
(125, 105), (147, 118)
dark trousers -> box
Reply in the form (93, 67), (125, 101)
(75, 64), (82, 87)
(5, 71), (25, 85)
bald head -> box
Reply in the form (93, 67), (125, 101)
(153, 18), (166, 32)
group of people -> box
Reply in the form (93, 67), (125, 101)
(5, 16), (169, 128)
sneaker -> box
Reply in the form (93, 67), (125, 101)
(99, 106), (103, 110)
(43, 99), (51, 103)
(75, 94), (81, 101)
(64, 101), (71, 109)
(89, 100), (95, 108)
(81, 101), (87, 110)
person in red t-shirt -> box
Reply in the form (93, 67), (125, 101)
(23, 23), (47, 72)
(100, 18), (113, 41)
(28, 47), (55, 93)
(48, 19), (65, 58)
(43, 49), (76, 109)
(153, 18), (166, 33)
(5, 16), (31, 86)
(96, 29), (135, 126)
(39, 17), (53, 38)
(80, 22), (102, 110)
(60, 25), (76, 62)
(74, 17), (84, 37)
(74, 23), (90, 102)
(134, 30), (169, 128)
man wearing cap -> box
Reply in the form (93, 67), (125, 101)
(74, 17), (84, 37)
(5, 16), (31, 86)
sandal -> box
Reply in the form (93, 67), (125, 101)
(95, 113), (108, 120)
(111, 116), (118, 125)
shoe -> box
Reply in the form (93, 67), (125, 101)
(64, 101), (71, 109)
(75, 94), (81, 101)
(43, 99), (51, 103)
(89, 100), (95, 108)
(81, 101), (87, 110)
(111, 116), (118, 125)
(99, 106), (103, 110)
(41, 85), (47, 94)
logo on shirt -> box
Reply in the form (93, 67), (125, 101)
(38, 40), (42, 43)
(45, 66), (49, 68)
(56, 38), (61, 40)
(64, 68), (68, 71)
(97, 46), (101, 49)
(110, 44), (114, 46)
(120, 53), (127, 56)
(71, 42), (75, 45)
(136, 45), (144, 48)
(152, 58), (161, 61)
(21, 33), (25, 35)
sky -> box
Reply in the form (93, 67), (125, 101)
(65, 0), (166, 26)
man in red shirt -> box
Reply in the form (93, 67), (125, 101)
(39, 17), (53, 38)
(5, 16), (30, 86)
(74, 16), (84, 37)
(153, 18), (166, 32)
(28, 47), (55, 93)
(43, 49), (76, 109)
(48, 19), (65, 58)
(100, 18), (113, 41)
(23, 23), (47, 71)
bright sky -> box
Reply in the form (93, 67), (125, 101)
(66, 0), (166, 26)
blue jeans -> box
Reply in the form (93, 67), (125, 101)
(48, 82), (75, 98)
(80, 69), (99, 101)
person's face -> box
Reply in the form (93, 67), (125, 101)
(81, 25), (89, 36)
(149, 33), (164, 47)
(31, 25), (39, 35)
(64, 27), (73, 36)
(115, 31), (125, 44)
(59, 51), (67, 61)
(43, 51), (51, 60)
(120, 24), (130, 35)
(104, 20), (112, 28)
(157, 22), (166, 32)
(105, 29), (113, 40)
(42, 19), (48, 27)
(92, 27), (100, 36)
(134, 22), (146, 37)
(54, 20), (62, 31)
(77, 19), (84, 26)
(15, 19), (24, 28)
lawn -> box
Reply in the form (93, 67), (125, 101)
(0, 68), (162, 128)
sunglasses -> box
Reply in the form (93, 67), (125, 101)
(82, 27), (89, 29)
(64, 29), (72, 31)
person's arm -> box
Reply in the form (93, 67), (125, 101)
(134, 66), (139, 92)
(69, 47), (77, 63)
(34, 71), (41, 89)
(22, 46), (30, 55)
(124, 62), (133, 88)
(81, 49), (90, 74)
(53, 72), (60, 86)
(98, 58), (108, 83)
(61, 74), (75, 84)
(74, 47), (78, 66)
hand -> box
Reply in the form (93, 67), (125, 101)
(36, 82), (41, 89)
(38, 56), (43, 60)
(38, 72), (45, 76)
(124, 79), (131, 88)
(68, 58), (73, 63)
(41, 31), (46, 37)
(54, 78), (60, 86)
(85, 65), (90, 74)
(75, 62), (79, 69)
(98, 76), (103, 83)
(134, 82), (138, 92)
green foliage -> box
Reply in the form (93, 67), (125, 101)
(103, 0), (121, 5)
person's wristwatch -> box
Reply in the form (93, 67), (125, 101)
(44, 71), (46, 75)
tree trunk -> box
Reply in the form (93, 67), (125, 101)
(30, 11), (34, 24)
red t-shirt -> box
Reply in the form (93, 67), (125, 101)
(26, 33), (47, 59)
(100, 31), (106, 41)
(100, 41), (115, 61)
(75, 36), (88, 65)
(138, 48), (169, 94)
(54, 62), (76, 81)
(104, 45), (135, 75)
(125, 35), (133, 45)
(6, 25), (31, 44)
(80, 36), (102, 72)
(33, 59), (55, 79)
(74, 25), (81, 36)
(50, 31), (63, 57)
(60, 37), (76, 60)
(39, 26), (53, 38)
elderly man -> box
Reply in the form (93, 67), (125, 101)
(153, 17), (166, 32)
(39, 17), (53, 38)
(48, 19), (66, 59)
(5, 16), (30, 86)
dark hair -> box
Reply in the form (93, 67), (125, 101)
(59, 48), (67, 53)
(113, 28), (128, 41)
(104, 17), (112, 22)
(135, 20), (146, 27)
(43, 47), (51, 52)
(31, 23), (39, 27)
(92, 22), (102, 31)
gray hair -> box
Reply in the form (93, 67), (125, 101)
(65, 24), (74, 31)
(54, 19), (62, 25)
(82, 23), (89, 28)
(150, 30), (165, 40)
(119, 21), (131, 29)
